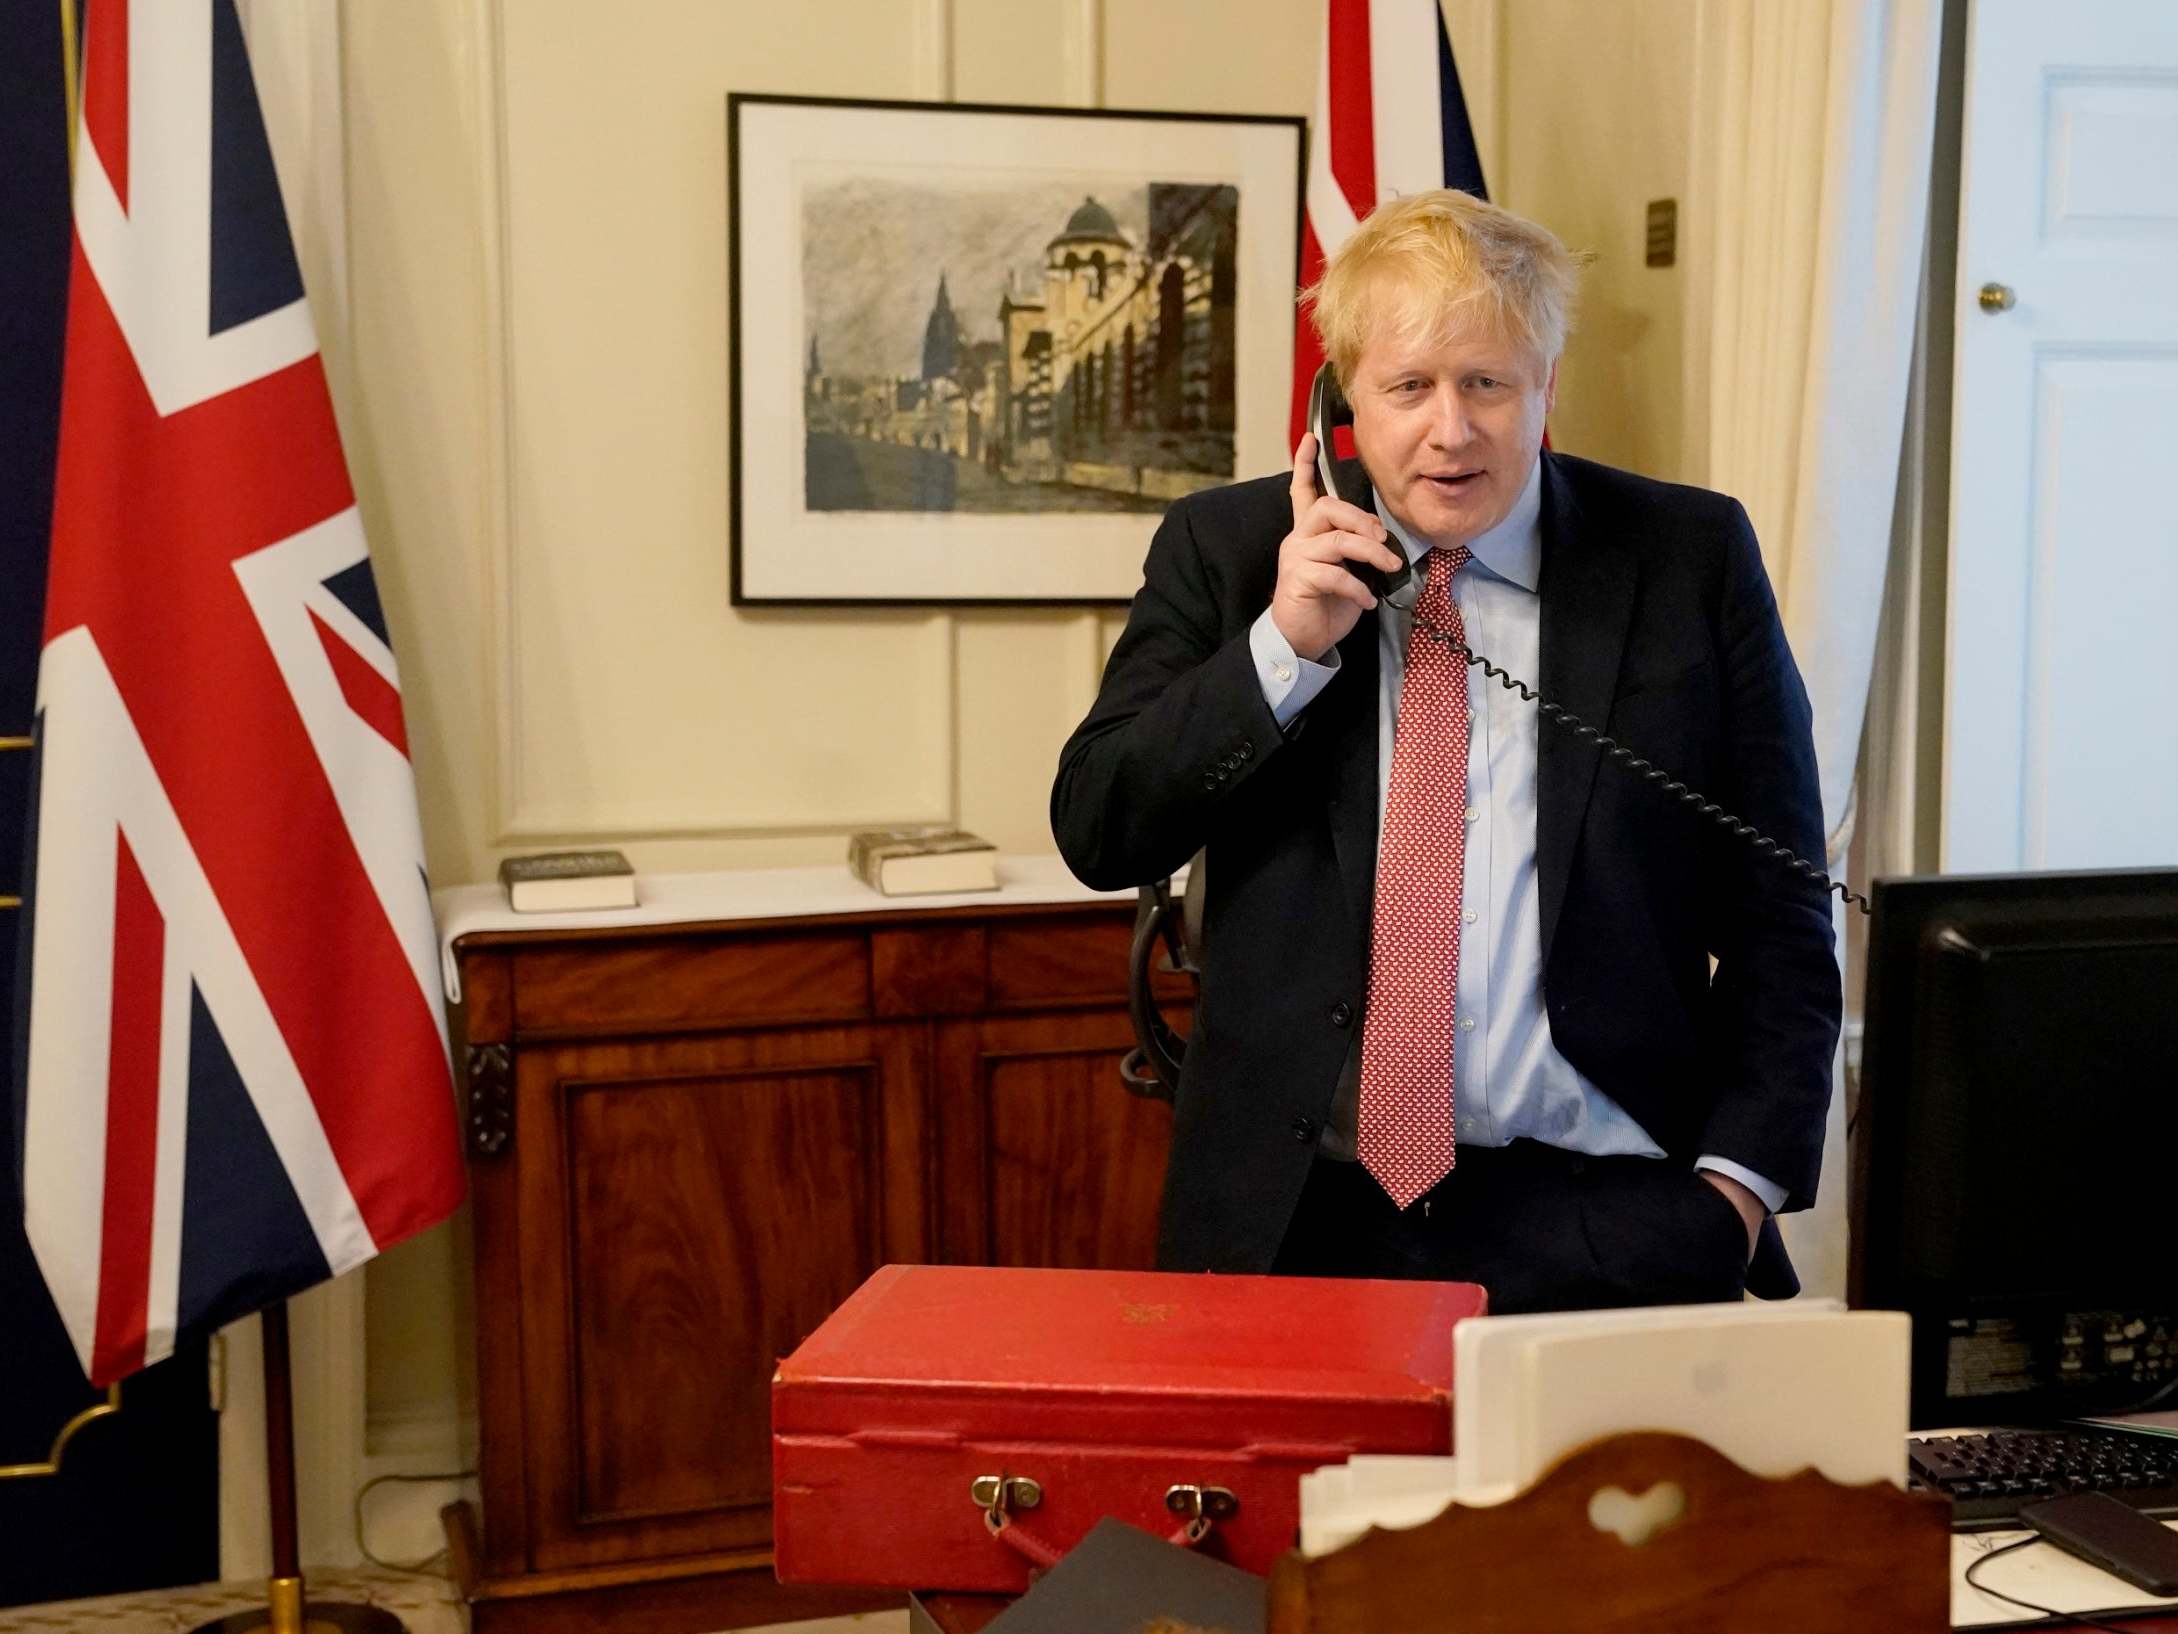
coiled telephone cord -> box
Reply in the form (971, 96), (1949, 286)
(1408, 616), (1874, 918)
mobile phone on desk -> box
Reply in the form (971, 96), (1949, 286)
(2021, 1490), (2178, 1597)
(1307, 363), (1413, 608)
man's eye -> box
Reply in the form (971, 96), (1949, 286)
(1473, 376), (1501, 391)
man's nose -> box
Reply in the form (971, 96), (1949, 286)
(1424, 387), (1471, 449)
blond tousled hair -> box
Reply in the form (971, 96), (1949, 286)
(1304, 190), (1588, 385)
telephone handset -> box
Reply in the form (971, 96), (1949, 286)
(1301, 361), (1868, 921)
(1308, 364), (1415, 608)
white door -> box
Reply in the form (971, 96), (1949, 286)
(1943, 0), (2178, 872)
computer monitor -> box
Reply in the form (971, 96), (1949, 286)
(1849, 867), (2178, 1430)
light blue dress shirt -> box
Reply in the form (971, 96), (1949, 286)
(1245, 459), (1786, 1213)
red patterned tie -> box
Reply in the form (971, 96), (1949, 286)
(1358, 543), (1473, 1209)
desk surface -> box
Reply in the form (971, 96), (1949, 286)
(1955, 1520), (2178, 1627)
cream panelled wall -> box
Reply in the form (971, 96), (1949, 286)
(1498, 0), (1700, 484)
(351, 0), (1321, 902)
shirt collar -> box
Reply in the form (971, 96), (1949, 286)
(1375, 454), (1544, 592)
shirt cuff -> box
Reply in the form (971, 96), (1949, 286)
(1694, 1156), (1788, 1215)
(1250, 608), (1340, 728)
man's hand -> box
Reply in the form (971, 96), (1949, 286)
(1698, 1168), (1765, 1263)
(1271, 434), (1407, 661)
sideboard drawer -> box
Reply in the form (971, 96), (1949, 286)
(987, 912), (1192, 1011)
(514, 929), (871, 1035)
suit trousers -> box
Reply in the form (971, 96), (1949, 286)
(1270, 1140), (1752, 1315)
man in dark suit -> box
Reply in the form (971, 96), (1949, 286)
(1051, 191), (1839, 1311)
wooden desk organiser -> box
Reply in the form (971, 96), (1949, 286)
(1268, 1431), (1951, 1633)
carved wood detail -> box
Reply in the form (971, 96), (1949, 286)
(1268, 1431), (1953, 1634)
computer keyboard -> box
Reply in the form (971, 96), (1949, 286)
(1909, 1428), (2178, 1526)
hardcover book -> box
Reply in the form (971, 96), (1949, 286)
(497, 848), (637, 912)
(846, 826), (998, 896)
(981, 1518), (1266, 1633)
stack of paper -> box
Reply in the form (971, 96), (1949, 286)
(1453, 1298), (1907, 1500)
(1299, 1299), (1912, 1559)
(1298, 1453), (1465, 1558)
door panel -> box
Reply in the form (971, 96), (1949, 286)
(515, 1024), (929, 1569)
(565, 1061), (882, 1523)
(934, 1009), (1175, 1271)
(1945, 0), (2178, 869)
(2015, 354), (2178, 863)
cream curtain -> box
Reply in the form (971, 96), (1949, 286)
(1682, 0), (1944, 1296)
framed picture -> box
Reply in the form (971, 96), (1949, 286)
(728, 93), (1305, 605)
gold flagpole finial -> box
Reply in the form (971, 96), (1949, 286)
(60, 0), (81, 183)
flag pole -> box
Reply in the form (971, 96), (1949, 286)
(58, 0), (79, 182)
(192, 1303), (403, 1634)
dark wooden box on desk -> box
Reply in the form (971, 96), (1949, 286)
(437, 860), (1191, 1634)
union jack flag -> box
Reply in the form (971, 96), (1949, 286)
(17, 0), (464, 1387)
(1291, 0), (1489, 447)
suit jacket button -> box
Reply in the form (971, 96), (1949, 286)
(1291, 1117), (1318, 1143)
(1330, 1001), (1353, 1028)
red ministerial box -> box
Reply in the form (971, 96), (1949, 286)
(772, 1264), (1484, 1592)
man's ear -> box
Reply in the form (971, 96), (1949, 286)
(1544, 359), (1560, 416)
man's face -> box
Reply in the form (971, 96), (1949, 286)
(1347, 323), (1557, 551)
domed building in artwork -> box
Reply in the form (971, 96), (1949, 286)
(991, 186), (1238, 490)
(1045, 196), (1131, 303)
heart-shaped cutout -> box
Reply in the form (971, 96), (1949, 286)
(1586, 1480), (1687, 1547)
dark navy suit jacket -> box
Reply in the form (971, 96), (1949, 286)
(1051, 451), (1841, 1297)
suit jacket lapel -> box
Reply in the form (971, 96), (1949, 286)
(1535, 452), (1636, 972)
(1326, 609), (1383, 947)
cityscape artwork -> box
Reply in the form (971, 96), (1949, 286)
(801, 174), (1239, 516)
(730, 95), (1302, 602)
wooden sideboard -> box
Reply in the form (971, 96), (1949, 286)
(441, 886), (1187, 1633)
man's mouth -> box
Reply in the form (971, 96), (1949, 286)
(1424, 471), (1482, 493)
